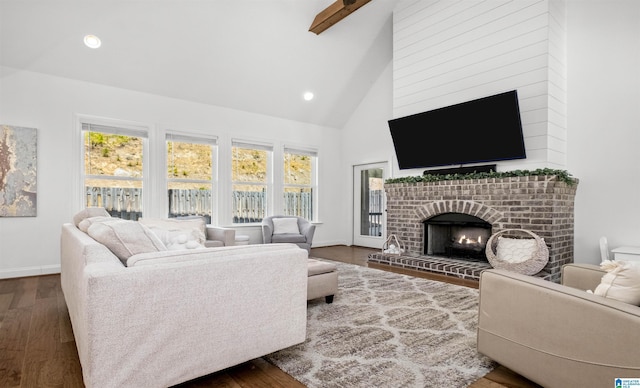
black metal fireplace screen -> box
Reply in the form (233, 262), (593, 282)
(424, 213), (492, 260)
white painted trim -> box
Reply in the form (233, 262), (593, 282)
(0, 265), (61, 280)
(311, 239), (348, 248)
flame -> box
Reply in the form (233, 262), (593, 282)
(457, 235), (483, 245)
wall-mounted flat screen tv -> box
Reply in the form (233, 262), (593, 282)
(388, 90), (526, 170)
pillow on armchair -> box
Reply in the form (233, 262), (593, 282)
(272, 217), (300, 234)
(591, 260), (640, 305)
(262, 215), (314, 254)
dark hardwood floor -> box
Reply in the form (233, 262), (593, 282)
(0, 245), (540, 388)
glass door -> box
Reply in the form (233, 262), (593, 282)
(353, 162), (388, 248)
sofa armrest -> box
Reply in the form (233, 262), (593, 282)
(478, 269), (640, 388)
(205, 225), (235, 246)
(561, 263), (605, 291)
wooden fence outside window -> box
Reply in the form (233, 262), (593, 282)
(85, 186), (321, 223)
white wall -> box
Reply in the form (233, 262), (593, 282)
(342, 62), (395, 170)
(0, 67), (346, 278)
(342, 0), (640, 264)
(391, 0), (567, 176)
(340, 62), (395, 244)
(566, 0), (640, 263)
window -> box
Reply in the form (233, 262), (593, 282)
(231, 140), (272, 223)
(82, 123), (147, 220)
(283, 147), (317, 221)
(166, 133), (217, 223)
(77, 118), (320, 225)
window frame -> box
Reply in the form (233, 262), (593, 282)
(74, 117), (321, 226)
(75, 115), (152, 218)
(164, 131), (218, 222)
(230, 139), (273, 225)
(282, 145), (318, 222)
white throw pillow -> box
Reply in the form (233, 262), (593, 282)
(592, 260), (640, 305)
(72, 207), (110, 227)
(272, 217), (300, 234)
(138, 217), (206, 245)
(496, 237), (537, 264)
(87, 219), (167, 263)
(78, 216), (114, 233)
(148, 228), (205, 250)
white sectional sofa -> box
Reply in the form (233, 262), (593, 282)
(60, 209), (308, 388)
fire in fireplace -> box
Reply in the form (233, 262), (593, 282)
(424, 213), (492, 260)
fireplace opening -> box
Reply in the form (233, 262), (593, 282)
(424, 213), (492, 260)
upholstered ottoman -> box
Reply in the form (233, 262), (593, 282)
(307, 258), (338, 303)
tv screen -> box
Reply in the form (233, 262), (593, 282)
(388, 90), (526, 170)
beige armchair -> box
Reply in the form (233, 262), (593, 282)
(262, 215), (315, 253)
(477, 264), (640, 388)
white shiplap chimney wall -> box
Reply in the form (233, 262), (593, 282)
(392, 0), (566, 172)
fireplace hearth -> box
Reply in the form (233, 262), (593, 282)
(368, 174), (578, 283)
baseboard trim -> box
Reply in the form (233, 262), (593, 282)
(311, 240), (348, 248)
(0, 264), (61, 279)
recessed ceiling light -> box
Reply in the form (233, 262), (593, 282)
(303, 92), (314, 101)
(84, 35), (101, 49)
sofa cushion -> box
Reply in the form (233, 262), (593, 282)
(272, 233), (306, 243)
(125, 243), (298, 267)
(204, 240), (224, 248)
(272, 217), (299, 234)
(73, 207), (110, 227)
(307, 258), (337, 276)
(138, 217), (206, 249)
(87, 219), (167, 263)
(592, 260), (640, 305)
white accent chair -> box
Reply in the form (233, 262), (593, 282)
(261, 215), (315, 254)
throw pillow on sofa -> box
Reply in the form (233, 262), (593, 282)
(78, 216), (114, 233)
(73, 207), (110, 228)
(138, 217), (206, 250)
(87, 219), (167, 263)
(591, 260), (640, 305)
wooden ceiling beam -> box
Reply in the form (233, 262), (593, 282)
(309, 0), (372, 35)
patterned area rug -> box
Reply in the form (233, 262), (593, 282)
(264, 260), (496, 388)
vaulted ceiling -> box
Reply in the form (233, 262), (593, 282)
(0, 0), (399, 128)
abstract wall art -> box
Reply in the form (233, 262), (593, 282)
(0, 125), (37, 217)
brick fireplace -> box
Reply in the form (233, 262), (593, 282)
(368, 175), (578, 283)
